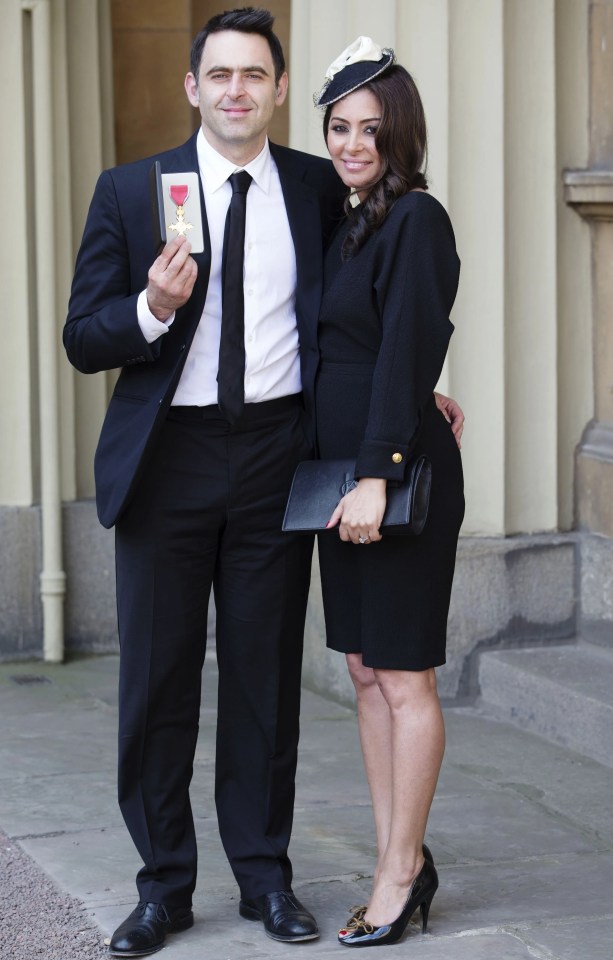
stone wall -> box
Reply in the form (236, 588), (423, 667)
(1, 506), (579, 708)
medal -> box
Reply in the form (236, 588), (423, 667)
(168, 184), (193, 237)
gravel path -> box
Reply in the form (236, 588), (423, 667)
(0, 829), (107, 959)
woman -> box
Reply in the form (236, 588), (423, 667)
(313, 38), (464, 947)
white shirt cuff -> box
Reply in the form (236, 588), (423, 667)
(137, 290), (175, 343)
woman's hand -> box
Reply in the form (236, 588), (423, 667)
(326, 478), (387, 544)
(434, 392), (465, 449)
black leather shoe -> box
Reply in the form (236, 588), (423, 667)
(109, 901), (193, 956)
(239, 890), (319, 942)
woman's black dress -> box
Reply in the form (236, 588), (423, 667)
(315, 191), (464, 671)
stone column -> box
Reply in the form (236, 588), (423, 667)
(564, 0), (613, 644)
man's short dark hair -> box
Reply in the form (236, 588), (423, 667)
(190, 7), (286, 85)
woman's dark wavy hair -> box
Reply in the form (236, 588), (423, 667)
(191, 7), (285, 85)
(323, 65), (428, 260)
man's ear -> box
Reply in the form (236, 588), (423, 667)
(185, 72), (200, 106)
(275, 71), (289, 107)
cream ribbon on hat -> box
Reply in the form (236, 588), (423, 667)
(324, 36), (385, 81)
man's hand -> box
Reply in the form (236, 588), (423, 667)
(146, 235), (198, 321)
(434, 392), (465, 449)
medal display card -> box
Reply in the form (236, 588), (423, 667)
(149, 162), (204, 254)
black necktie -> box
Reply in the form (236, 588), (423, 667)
(218, 170), (253, 422)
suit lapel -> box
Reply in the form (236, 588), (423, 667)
(270, 143), (323, 346)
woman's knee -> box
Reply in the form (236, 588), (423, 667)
(373, 666), (439, 710)
(346, 653), (378, 695)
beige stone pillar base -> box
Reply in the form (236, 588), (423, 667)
(576, 423), (613, 538)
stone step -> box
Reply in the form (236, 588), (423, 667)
(477, 641), (613, 767)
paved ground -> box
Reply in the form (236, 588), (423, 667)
(1, 653), (612, 960)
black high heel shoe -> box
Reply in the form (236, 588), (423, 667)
(338, 859), (438, 947)
(342, 844), (434, 931)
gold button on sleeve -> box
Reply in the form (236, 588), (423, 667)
(392, 452), (403, 464)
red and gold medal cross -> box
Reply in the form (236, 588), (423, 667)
(168, 184), (193, 237)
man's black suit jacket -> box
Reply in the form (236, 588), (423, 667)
(64, 133), (345, 529)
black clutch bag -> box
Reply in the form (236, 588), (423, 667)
(282, 456), (431, 536)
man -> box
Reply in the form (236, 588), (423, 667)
(65, 9), (343, 953)
(65, 8), (463, 956)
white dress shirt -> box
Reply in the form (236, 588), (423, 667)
(137, 130), (300, 405)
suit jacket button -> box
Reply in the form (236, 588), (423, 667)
(392, 452), (403, 464)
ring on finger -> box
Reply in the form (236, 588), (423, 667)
(358, 536), (371, 544)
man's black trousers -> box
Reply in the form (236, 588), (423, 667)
(114, 395), (313, 906)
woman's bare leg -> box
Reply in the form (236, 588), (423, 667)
(346, 653), (392, 862)
(363, 667), (445, 927)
